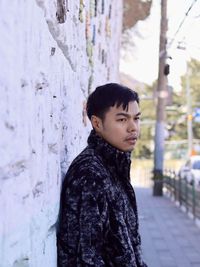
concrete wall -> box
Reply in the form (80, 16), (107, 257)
(0, 1), (122, 266)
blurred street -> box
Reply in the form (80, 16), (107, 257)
(135, 186), (200, 267)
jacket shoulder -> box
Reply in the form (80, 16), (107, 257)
(63, 147), (110, 192)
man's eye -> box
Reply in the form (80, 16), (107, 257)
(135, 117), (140, 121)
(118, 118), (126, 122)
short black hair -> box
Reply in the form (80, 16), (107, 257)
(86, 83), (139, 120)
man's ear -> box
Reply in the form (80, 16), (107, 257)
(91, 115), (103, 132)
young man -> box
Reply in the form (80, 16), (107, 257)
(57, 83), (147, 267)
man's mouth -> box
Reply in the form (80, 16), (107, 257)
(125, 136), (138, 143)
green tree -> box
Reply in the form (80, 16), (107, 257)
(181, 58), (200, 139)
(133, 58), (200, 159)
(133, 83), (156, 159)
(166, 91), (187, 141)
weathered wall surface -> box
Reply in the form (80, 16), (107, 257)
(0, 1), (122, 266)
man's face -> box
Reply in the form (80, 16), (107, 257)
(92, 101), (141, 152)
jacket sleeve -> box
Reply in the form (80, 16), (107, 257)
(57, 175), (108, 267)
(134, 241), (148, 267)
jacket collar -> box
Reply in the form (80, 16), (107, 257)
(87, 130), (131, 180)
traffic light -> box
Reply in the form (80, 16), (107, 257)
(187, 114), (193, 121)
(164, 64), (170, 75)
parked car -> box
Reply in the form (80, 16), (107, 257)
(178, 155), (200, 187)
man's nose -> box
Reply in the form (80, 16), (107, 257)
(127, 120), (137, 132)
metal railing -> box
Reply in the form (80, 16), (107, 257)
(164, 169), (200, 220)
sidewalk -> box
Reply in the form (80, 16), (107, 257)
(135, 187), (200, 267)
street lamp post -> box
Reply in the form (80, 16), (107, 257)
(186, 62), (193, 156)
(153, 0), (168, 196)
(177, 42), (193, 156)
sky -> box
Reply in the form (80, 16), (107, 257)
(120, 0), (200, 90)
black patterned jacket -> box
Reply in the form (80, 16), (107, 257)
(57, 130), (147, 267)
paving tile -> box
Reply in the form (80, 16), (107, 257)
(135, 187), (200, 267)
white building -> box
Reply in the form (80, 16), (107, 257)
(0, 1), (123, 266)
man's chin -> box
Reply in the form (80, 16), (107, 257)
(121, 146), (135, 153)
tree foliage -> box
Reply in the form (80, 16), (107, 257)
(133, 58), (200, 159)
(181, 58), (200, 139)
(133, 83), (156, 159)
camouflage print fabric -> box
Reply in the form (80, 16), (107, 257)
(57, 130), (147, 267)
